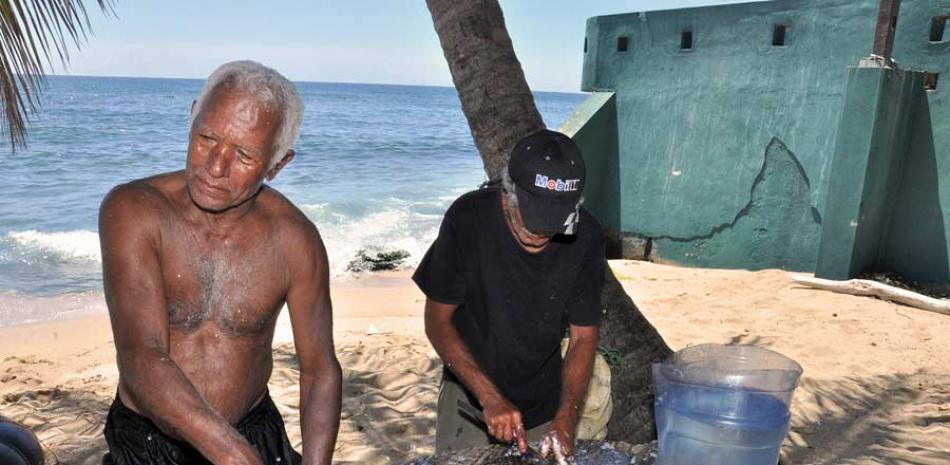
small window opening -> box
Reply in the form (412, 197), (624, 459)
(681, 30), (693, 50)
(584, 37), (588, 53)
(617, 36), (629, 52)
(773, 24), (787, 46)
(931, 16), (947, 42)
(924, 72), (940, 91)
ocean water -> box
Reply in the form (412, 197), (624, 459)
(0, 76), (585, 300)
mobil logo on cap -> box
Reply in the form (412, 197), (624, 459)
(535, 174), (580, 192)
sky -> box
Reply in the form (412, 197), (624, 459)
(61, 0), (762, 93)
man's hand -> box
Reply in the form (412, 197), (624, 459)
(540, 416), (575, 465)
(481, 393), (527, 450)
(425, 298), (529, 451)
(543, 323), (598, 465)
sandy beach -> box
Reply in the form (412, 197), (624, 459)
(1, 262), (948, 465)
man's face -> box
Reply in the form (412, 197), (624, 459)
(186, 85), (285, 213)
(502, 193), (554, 250)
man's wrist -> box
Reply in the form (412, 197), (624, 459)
(472, 384), (503, 408)
(553, 404), (580, 429)
(458, 372), (502, 408)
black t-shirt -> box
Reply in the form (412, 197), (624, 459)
(413, 187), (605, 428)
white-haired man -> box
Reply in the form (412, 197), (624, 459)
(415, 130), (604, 463)
(99, 61), (340, 465)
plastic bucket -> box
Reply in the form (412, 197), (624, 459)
(653, 344), (803, 465)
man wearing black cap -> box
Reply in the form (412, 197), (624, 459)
(413, 129), (604, 461)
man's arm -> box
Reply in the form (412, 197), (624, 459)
(285, 221), (342, 465)
(424, 299), (528, 450)
(99, 185), (264, 465)
(542, 323), (598, 460)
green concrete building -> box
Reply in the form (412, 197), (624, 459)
(562, 0), (949, 282)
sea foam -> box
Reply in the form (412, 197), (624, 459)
(5, 230), (102, 263)
(299, 203), (441, 277)
(2, 203), (441, 280)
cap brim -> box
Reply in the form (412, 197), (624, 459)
(515, 185), (580, 236)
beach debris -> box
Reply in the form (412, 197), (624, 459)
(346, 247), (411, 272)
(401, 440), (656, 465)
(858, 271), (950, 299)
(365, 324), (381, 336)
(791, 275), (950, 317)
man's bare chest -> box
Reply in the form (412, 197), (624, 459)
(159, 237), (287, 335)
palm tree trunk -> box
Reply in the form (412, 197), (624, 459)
(425, 0), (544, 181)
(425, 0), (672, 444)
(598, 269), (671, 443)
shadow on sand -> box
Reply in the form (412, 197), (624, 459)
(1, 344), (947, 465)
(784, 372), (950, 465)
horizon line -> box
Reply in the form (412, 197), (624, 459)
(48, 72), (584, 95)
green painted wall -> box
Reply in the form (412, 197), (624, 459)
(573, 0), (950, 274)
(560, 92), (621, 234)
(816, 67), (926, 280)
(882, 79), (950, 282)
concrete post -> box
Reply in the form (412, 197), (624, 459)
(815, 63), (925, 279)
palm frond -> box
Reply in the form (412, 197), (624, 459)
(0, 0), (114, 151)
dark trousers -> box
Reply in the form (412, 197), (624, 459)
(435, 375), (550, 453)
(102, 393), (301, 465)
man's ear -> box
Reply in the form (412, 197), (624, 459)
(266, 149), (295, 181)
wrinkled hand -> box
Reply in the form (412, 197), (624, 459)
(540, 418), (575, 465)
(482, 394), (527, 452)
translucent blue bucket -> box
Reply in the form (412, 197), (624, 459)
(653, 344), (803, 465)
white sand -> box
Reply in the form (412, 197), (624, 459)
(1, 263), (948, 464)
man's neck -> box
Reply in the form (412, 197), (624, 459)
(185, 189), (261, 235)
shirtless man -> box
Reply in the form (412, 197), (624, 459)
(99, 61), (341, 465)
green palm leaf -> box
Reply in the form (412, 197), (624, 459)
(0, 0), (114, 150)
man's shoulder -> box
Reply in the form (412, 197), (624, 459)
(98, 173), (184, 246)
(100, 172), (180, 218)
(574, 207), (605, 255)
(578, 206), (604, 237)
(258, 187), (323, 248)
(444, 186), (497, 222)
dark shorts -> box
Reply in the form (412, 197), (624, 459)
(435, 375), (551, 453)
(102, 392), (301, 465)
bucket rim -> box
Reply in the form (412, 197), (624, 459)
(662, 343), (804, 373)
(653, 343), (804, 392)
(653, 368), (803, 393)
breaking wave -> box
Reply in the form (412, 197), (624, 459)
(0, 199), (452, 295)
(3, 230), (102, 264)
(299, 201), (445, 276)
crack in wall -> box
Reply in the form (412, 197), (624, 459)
(625, 137), (822, 253)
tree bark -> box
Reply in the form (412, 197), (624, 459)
(426, 0), (545, 180)
(599, 268), (671, 443)
(425, 0), (673, 443)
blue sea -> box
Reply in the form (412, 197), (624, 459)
(0, 76), (585, 304)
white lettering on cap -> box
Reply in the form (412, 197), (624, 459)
(534, 174), (580, 192)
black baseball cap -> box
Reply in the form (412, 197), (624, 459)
(507, 129), (585, 236)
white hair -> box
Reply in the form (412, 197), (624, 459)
(190, 60), (303, 166)
(501, 169), (520, 208)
